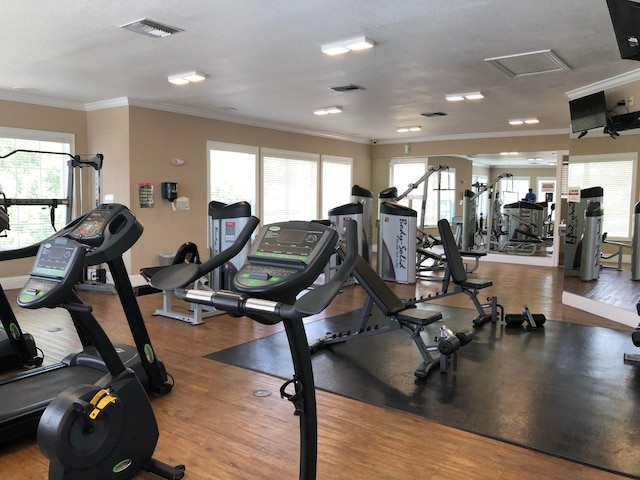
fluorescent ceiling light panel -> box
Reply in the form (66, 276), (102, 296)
(446, 92), (483, 101)
(168, 71), (207, 85)
(396, 126), (422, 132)
(509, 118), (539, 125)
(314, 106), (342, 115)
(321, 36), (375, 55)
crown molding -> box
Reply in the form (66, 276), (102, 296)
(0, 90), (85, 110)
(566, 67), (640, 100)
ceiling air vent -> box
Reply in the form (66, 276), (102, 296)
(421, 112), (448, 117)
(330, 84), (364, 92)
(120, 18), (184, 38)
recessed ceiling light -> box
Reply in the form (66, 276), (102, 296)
(397, 126), (422, 133)
(314, 106), (343, 115)
(321, 36), (375, 55)
(509, 118), (539, 125)
(168, 71), (207, 85)
(446, 91), (484, 101)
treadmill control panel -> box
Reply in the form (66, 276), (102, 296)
(68, 208), (111, 246)
(233, 221), (338, 302)
(18, 237), (86, 309)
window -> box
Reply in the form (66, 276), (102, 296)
(0, 127), (74, 250)
(321, 155), (353, 217)
(261, 149), (319, 225)
(208, 144), (352, 224)
(390, 158), (456, 226)
(208, 142), (258, 212)
(568, 154), (636, 238)
(499, 176), (530, 205)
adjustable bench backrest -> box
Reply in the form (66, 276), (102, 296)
(339, 252), (407, 316)
(437, 219), (468, 285)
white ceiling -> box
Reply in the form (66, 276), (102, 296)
(1, 0), (639, 166)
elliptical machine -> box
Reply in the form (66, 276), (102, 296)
(151, 219), (358, 480)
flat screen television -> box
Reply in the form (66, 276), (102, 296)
(569, 91), (607, 134)
(607, 0), (640, 61)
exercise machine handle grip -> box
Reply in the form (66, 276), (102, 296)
(150, 216), (259, 290)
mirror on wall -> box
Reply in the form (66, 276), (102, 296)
(466, 151), (560, 266)
(563, 79), (640, 319)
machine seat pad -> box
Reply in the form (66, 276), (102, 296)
(416, 247), (442, 261)
(460, 278), (493, 290)
(140, 266), (163, 282)
(459, 250), (487, 258)
(396, 308), (443, 326)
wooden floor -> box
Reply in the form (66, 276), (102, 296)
(0, 261), (635, 480)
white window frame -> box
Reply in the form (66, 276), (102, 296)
(389, 157), (456, 227)
(207, 141), (259, 215)
(260, 148), (320, 225)
(321, 155), (353, 218)
(567, 153), (637, 240)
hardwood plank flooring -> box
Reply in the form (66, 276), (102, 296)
(0, 261), (635, 479)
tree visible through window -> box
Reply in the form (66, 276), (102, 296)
(0, 130), (73, 249)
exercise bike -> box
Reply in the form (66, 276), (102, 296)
(151, 219), (358, 480)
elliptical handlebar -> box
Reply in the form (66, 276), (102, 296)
(175, 219), (358, 324)
(150, 216), (260, 290)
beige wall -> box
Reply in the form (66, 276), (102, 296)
(125, 107), (372, 271)
(1, 101), (572, 276)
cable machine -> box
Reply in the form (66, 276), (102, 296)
(460, 172), (512, 251)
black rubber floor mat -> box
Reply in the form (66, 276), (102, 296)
(206, 305), (640, 479)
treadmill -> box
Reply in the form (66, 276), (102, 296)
(0, 203), (172, 440)
(0, 218), (42, 371)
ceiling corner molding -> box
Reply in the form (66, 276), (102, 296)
(566, 68), (640, 100)
(0, 90), (85, 110)
(118, 98), (371, 144)
(377, 128), (570, 145)
(84, 97), (131, 111)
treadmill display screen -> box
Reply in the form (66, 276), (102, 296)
(32, 242), (78, 278)
(255, 227), (323, 261)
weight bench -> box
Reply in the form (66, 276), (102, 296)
(409, 219), (501, 327)
(134, 242), (223, 325)
(601, 232), (630, 271)
(311, 254), (474, 379)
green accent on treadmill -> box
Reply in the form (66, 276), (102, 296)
(143, 343), (155, 363)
